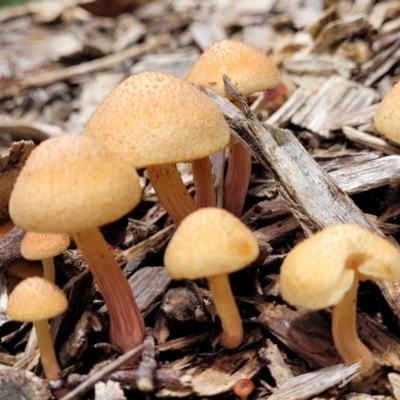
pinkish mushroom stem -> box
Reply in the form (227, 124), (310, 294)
(207, 274), (243, 349)
(73, 228), (145, 352)
(147, 164), (197, 225)
(223, 140), (252, 217)
(42, 258), (56, 282)
(331, 275), (375, 373)
(192, 157), (216, 208)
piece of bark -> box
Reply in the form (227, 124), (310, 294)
(0, 227), (26, 273)
(268, 363), (360, 400)
(0, 140), (35, 224)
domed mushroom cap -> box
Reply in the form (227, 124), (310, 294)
(9, 135), (142, 233)
(374, 81), (400, 143)
(7, 277), (68, 321)
(21, 232), (70, 260)
(83, 71), (230, 168)
(280, 223), (400, 309)
(164, 207), (259, 279)
(185, 39), (281, 97)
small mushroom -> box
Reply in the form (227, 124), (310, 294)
(7, 276), (68, 398)
(233, 378), (255, 400)
(9, 135), (145, 352)
(83, 71), (231, 224)
(21, 232), (70, 282)
(186, 39), (281, 216)
(164, 207), (259, 349)
(374, 81), (400, 143)
(280, 223), (400, 373)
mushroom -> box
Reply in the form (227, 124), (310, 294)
(164, 207), (259, 349)
(233, 378), (255, 400)
(374, 80), (400, 143)
(83, 71), (231, 224)
(185, 39), (281, 216)
(21, 232), (70, 282)
(9, 135), (145, 352)
(7, 276), (68, 397)
(279, 223), (400, 373)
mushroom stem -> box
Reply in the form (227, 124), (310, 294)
(192, 157), (216, 207)
(147, 164), (197, 225)
(207, 274), (243, 349)
(34, 319), (61, 380)
(331, 277), (375, 373)
(34, 320), (69, 398)
(73, 228), (145, 352)
(223, 141), (251, 217)
(42, 257), (55, 283)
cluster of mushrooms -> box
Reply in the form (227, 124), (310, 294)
(5, 38), (400, 396)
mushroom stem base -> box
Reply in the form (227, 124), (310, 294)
(332, 277), (375, 373)
(73, 228), (145, 352)
(207, 274), (243, 349)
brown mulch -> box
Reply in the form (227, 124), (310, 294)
(1, 0), (400, 399)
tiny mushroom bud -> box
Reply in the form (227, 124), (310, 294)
(83, 71), (231, 223)
(164, 207), (259, 349)
(280, 223), (400, 374)
(233, 378), (255, 400)
(374, 81), (400, 143)
(186, 39), (280, 216)
(21, 232), (70, 282)
(9, 135), (145, 352)
(7, 277), (68, 398)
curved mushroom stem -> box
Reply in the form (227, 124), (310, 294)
(207, 274), (243, 349)
(192, 157), (216, 208)
(223, 141), (251, 217)
(331, 277), (375, 373)
(73, 228), (145, 352)
(147, 164), (197, 225)
(34, 319), (69, 398)
(42, 257), (55, 283)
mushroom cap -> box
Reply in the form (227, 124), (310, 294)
(374, 81), (400, 143)
(280, 223), (400, 309)
(7, 276), (68, 321)
(9, 135), (142, 233)
(83, 71), (230, 168)
(21, 232), (70, 260)
(164, 207), (259, 279)
(185, 39), (281, 98)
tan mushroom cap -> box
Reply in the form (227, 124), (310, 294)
(185, 39), (281, 97)
(21, 232), (70, 260)
(280, 223), (400, 309)
(164, 207), (259, 279)
(374, 81), (400, 143)
(83, 71), (230, 168)
(9, 135), (142, 233)
(7, 276), (68, 321)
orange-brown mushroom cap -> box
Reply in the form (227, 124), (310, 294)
(280, 223), (400, 309)
(7, 276), (68, 322)
(83, 71), (230, 168)
(185, 39), (281, 98)
(374, 81), (400, 143)
(9, 135), (141, 233)
(21, 232), (70, 260)
(164, 207), (259, 279)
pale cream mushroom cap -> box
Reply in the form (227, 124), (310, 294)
(83, 71), (230, 168)
(21, 232), (70, 260)
(7, 276), (68, 322)
(164, 207), (259, 279)
(9, 135), (142, 233)
(185, 39), (281, 97)
(280, 223), (400, 309)
(374, 81), (400, 143)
